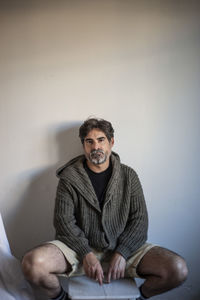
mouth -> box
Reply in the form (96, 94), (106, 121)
(88, 149), (107, 165)
(90, 149), (104, 156)
(91, 152), (103, 158)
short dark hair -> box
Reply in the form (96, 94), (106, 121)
(79, 118), (114, 144)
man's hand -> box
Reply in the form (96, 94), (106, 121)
(107, 252), (126, 283)
(83, 252), (104, 285)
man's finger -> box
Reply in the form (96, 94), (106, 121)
(121, 268), (125, 278)
(116, 269), (121, 280)
(109, 266), (116, 282)
(89, 269), (93, 278)
(96, 269), (103, 285)
(112, 269), (117, 280)
(91, 266), (97, 279)
(107, 268), (112, 283)
(86, 268), (91, 278)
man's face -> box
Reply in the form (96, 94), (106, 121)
(83, 129), (114, 165)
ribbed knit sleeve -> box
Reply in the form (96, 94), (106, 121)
(54, 179), (92, 260)
(115, 170), (148, 260)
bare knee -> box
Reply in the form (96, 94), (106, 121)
(172, 256), (188, 285)
(22, 244), (69, 286)
(22, 249), (49, 285)
(137, 247), (188, 289)
(162, 255), (188, 287)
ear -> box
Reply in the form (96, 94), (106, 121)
(110, 137), (114, 147)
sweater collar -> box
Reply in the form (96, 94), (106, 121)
(56, 152), (121, 212)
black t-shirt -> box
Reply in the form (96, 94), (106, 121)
(84, 159), (112, 209)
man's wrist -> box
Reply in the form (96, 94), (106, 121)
(82, 250), (93, 262)
(115, 245), (131, 260)
(114, 251), (123, 256)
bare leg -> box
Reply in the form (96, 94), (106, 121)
(136, 246), (188, 298)
(22, 244), (71, 299)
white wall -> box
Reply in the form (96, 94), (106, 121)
(0, 1), (200, 299)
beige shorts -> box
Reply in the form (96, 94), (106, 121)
(47, 240), (156, 278)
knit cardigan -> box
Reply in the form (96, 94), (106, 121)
(54, 152), (148, 260)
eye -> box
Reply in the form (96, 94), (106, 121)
(98, 138), (105, 143)
(85, 139), (93, 144)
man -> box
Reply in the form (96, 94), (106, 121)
(22, 118), (188, 300)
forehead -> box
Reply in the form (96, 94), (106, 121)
(85, 129), (107, 139)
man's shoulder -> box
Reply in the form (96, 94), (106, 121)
(111, 152), (138, 178)
(120, 162), (137, 177)
(56, 154), (85, 179)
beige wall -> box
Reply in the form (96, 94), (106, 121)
(0, 1), (200, 299)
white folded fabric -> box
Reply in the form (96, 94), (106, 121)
(0, 213), (35, 300)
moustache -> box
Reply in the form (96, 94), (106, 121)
(90, 149), (104, 156)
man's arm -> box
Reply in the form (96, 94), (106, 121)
(107, 171), (148, 281)
(54, 179), (104, 284)
(115, 171), (148, 260)
(54, 178), (92, 259)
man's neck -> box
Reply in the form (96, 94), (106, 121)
(86, 159), (110, 173)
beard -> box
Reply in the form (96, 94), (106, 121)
(88, 149), (107, 165)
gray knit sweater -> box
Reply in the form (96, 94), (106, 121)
(54, 152), (148, 260)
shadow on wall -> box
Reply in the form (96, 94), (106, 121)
(6, 122), (83, 259)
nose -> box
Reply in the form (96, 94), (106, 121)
(91, 141), (99, 150)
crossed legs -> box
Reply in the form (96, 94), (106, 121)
(22, 244), (188, 299)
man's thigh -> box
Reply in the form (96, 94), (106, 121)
(135, 246), (185, 278)
(125, 243), (156, 278)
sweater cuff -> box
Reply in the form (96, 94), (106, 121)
(115, 244), (134, 260)
(77, 246), (93, 261)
